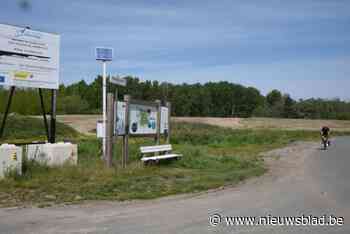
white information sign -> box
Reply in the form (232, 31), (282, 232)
(0, 23), (60, 89)
(115, 101), (126, 136)
(96, 120), (105, 138)
(129, 104), (158, 135)
(110, 76), (126, 86)
(160, 107), (169, 134)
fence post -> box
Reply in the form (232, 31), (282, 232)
(106, 93), (114, 168)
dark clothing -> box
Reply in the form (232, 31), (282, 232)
(321, 126), (330, 136)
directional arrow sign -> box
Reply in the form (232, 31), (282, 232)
(110, 76), (127, 86)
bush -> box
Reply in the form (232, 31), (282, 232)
(57, 95), (90, 114)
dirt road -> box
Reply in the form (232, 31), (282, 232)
(1, 137), (349, 233)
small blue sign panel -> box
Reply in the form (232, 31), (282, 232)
(96, 47), (113, 61)
(0, 76), (5, 83)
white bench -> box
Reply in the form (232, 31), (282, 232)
(140, 144), (182, 163)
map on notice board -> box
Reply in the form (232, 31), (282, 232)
(115, 101), (169, 136)
(129, 104), (158, 135)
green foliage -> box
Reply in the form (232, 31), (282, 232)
(57, 95), (90, 114)
(266, 89), (283, 106)
(1, 77), (350, 119)
(0, 114), (80, 143)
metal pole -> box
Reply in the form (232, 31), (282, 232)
(0, 86), (15, 138)
(106, 93), (114, 167)
(102, 61), (107, 159)
(50, 89), (57, 143)
(39, 88), (50, 141)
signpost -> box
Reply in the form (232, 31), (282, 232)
(96, 47), (113, 159)
(0, 23), (60, 143)
(110, 76), (126, 87)
(112, 97), (171, 167)
(0, 23), (60, 89)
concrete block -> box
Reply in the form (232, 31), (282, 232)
(0, 144), (22, 178)
(27, 142), (78, 166)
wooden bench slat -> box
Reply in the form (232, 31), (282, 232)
(140, 144), (172, 153)
(141, 154), (182, 161)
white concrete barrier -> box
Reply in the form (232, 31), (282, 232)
(27, 142), (78, 166)
(0, 144), (22, 178)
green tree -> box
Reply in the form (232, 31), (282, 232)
(266, 90), (283, 106)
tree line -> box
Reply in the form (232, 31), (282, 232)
(1, 76), (350, 120)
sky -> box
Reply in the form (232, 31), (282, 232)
(1, 0), (350, 100)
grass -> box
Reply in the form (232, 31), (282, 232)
(0, 114), (80, 144)
(0, 116), (348, 207)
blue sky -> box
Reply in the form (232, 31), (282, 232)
(1, 0), (350, 99)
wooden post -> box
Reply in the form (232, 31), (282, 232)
(155, 100), (161, 145)
(122, 95), (130, 168)
(166, 102), (171, 144)
(113, 89), (118, 141)
(106, 93), (114, 168)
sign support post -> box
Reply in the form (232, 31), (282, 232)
(95, 47), (113, 160)
(122, 95), (130, 168)
(106, 93), (114, 167)
(0, 87), (15, 138)
(166, 102), (171, 144)
(155, 100), (161, 145)
(50, 89), (57, 143)
(102, 62), (107, 159)
(39, 88), (50, 141)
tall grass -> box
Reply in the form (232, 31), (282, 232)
(0, 114), (80, 143)
(0, 119), (335, 207)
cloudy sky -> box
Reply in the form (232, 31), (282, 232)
(1, 0), (350, 99)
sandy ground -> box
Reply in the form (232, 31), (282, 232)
(173, 117), (242, 128)
(56, 115), (100, 135)
(240, 117), (350, 131)
(56, 115), (350, 135)
(2, 138), (350, 233)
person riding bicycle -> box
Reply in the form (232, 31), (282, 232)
(320, 126), (331, 147)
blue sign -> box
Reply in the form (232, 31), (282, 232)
(96, 47), (113, 61)
(0, 76), (5, 83)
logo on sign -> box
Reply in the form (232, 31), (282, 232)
(14, 71), (33, 80)
(0, 76), (5, 83)
(15, 28), (42, 39)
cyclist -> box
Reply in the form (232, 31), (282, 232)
(320, 126), (331, 148)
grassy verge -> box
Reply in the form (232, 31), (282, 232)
(0, 114), (81, 144)
(0, 117), (348, 207)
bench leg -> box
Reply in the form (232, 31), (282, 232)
(144, 160), (157, 166)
